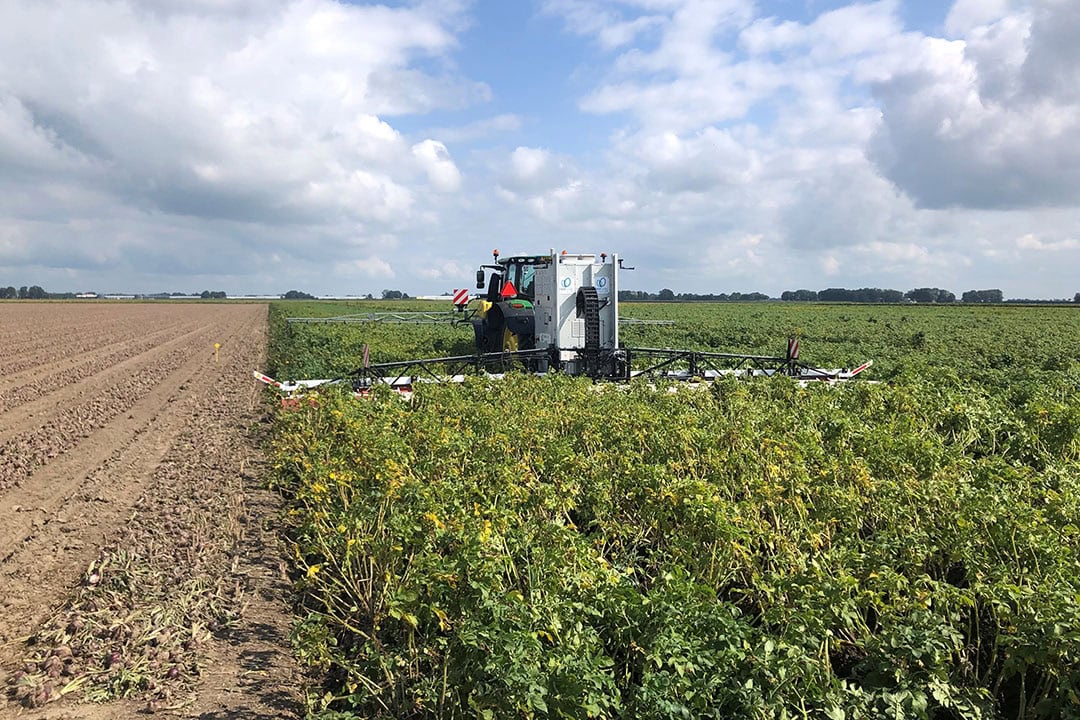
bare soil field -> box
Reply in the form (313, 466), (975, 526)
(0, 303), (299, 718)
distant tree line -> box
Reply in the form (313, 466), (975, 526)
(0, 285), (76, 299)
(620, 287), (1080, 304)
(381, 289), (412, 299)
(619, 289), (770, 302)
(777, 287), (1051, 304)
(782, 287), (957, 303)
(0, 285), (237, 299)
(283, 290), (316, 300)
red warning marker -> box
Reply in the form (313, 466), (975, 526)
(500, 280), (517, 299)
(452, 288), (470, 306)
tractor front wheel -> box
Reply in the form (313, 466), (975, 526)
(502, 327), (520, 352)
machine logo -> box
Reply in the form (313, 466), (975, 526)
(596, 277), (609, 292)
(560, 277), (573, 289)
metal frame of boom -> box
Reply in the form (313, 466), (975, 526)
(344, 343), (826, 392)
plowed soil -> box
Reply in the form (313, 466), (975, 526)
(0, 303), (299, 719)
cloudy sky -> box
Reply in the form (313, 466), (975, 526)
(1, 0), (1078, 297)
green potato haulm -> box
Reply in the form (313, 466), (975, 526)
(268, 301), (1080, 719)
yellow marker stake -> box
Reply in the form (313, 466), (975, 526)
(214, 342), (221, 363)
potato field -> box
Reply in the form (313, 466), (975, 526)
(268, 301), (1080, 719)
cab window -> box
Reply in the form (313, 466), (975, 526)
(518, 264), (536, 299)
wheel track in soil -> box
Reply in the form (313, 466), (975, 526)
(0, 304), (300, 718)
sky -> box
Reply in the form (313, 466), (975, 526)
(1, 0), (1079, 298)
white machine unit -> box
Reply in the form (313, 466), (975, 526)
(532, 251), (618, 373)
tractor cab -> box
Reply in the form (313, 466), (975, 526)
(505, 258), (539, 301)
(476, 251), (549, 303)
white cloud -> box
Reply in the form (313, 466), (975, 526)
(945, 0), (1013, 36)
(542, 0), (665, 50)
(0, 0), (480, 291)
(742, 0), (905, 62)
(622, 128), (760, 193)
(499, 146), (578, 198)
(821, 255), (841, 276)
(868, 1), (1080, 209)
(701, 233), (767, 276)
(411, 139), (463, 192)
(1015, 233), (1080, 251)
(415, 259), (469, 281)
(334, 256), (395, 279)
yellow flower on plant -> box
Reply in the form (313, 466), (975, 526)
(307, 564), (321, 578)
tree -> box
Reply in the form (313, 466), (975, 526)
(961, 289), (1004, 303)
(656, 288), (676, 301)
(382, 289), (404, 300)
(200, 290), (227, 299)
(818, 288), (850, 302)
(905, 287), (954, 303)
(781, 289), (818, 302)
(0, 286), (16, 299)
(618, 290), (652, 302)
(283, 290), (315, 300)
(1074, 292), (1079, 303)
(18, 286), (28, 299)
(27, 285), (47, 300)
(808, 287), (906, 303)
